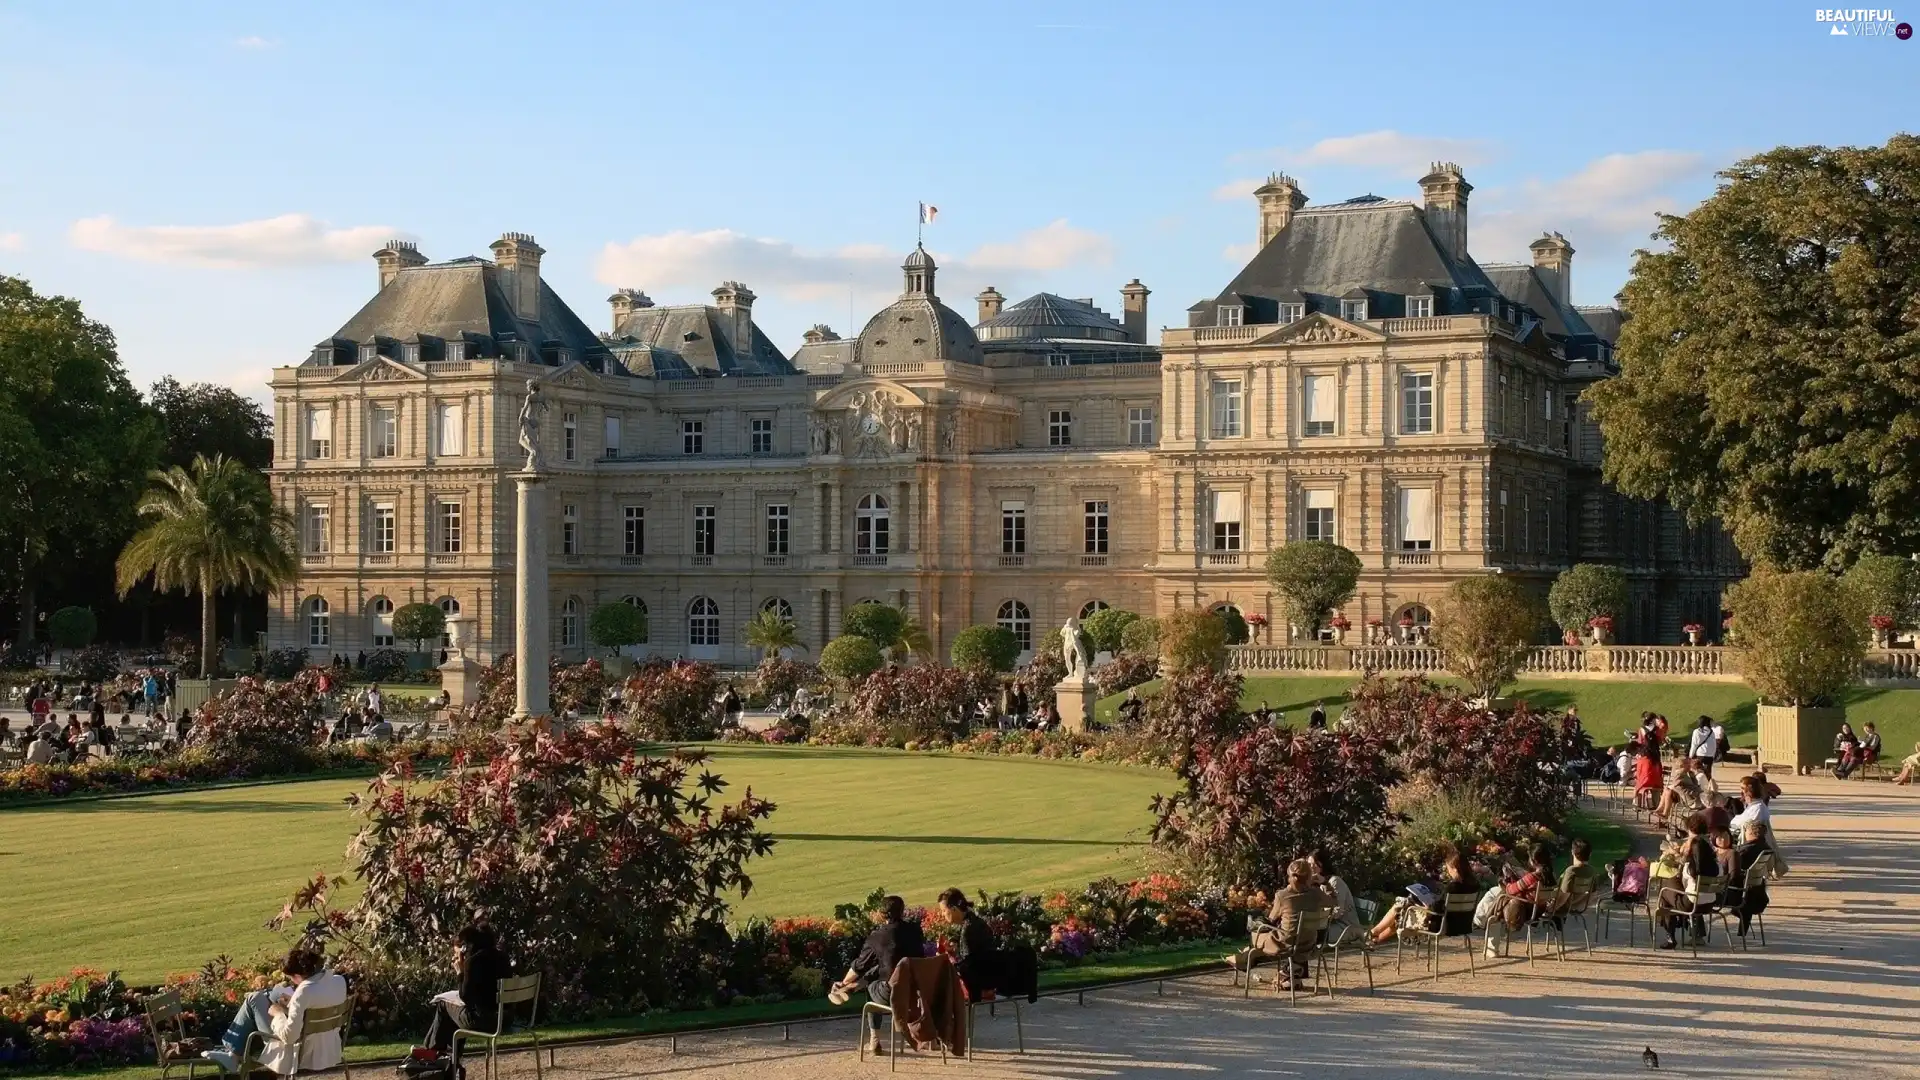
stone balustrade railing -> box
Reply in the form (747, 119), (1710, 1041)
(1225, 644), (1920, 686)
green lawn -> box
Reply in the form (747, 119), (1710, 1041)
(1100, 675), (1920, 754)
(0, 746), (1168, 983)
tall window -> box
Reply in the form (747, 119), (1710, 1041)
(855, 494), (890, 556)
(1398, 487), (1434, 550)
(1084, 500), (1109, 554)
(370, 405), (397, 458)
(369, 597), (394, 648)
(305, 503), (330, 554)
(1519, 493), (1532, 553)
(693, 504), (716, 555)
(762, 596), (794, 620)
(435, 402), (464, 456)
(683, 420), (704, 455)
(559, 598), (580, 648)
(438, 499), (462, 553)
(1210, 490), (1243, 551)
(603, 414), (621, 459)
(1407, 295), (1433, 318)
(1303, 374), (1335, 436)
(1080, 600), (1110, 618)
(1543, 493), (1554, 554)
(1495, 488), (1509, 551)
(750, 417), (774, 454)
(1048, 409), (1073, 447)
(1127, 407), (1155, 446)
(306, 406), (332, 459)
(562, 504), (578, 555)
(563, 412), (577, 461)
(369, 502), (395, 553)
(766, 503), (790, 555)
(1210, 379), (1243, 438)
(997, 600), (1033, 652)
(1304, 489), (1336, 542)
(306, 597), (330, 647)
(624, 506), (645, 555)
(1400, 372), (1434, 434)
(1001, 501), (1027, 554)
(1340, 298), (1368, 321)
(688, 596), (720, 647)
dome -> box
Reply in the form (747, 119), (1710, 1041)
(903, 244), (935, 270)
(855, 297), (984, 366)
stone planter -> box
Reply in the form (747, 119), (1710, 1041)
(1756, 704), (1846, 775)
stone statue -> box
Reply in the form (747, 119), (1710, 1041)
(808, 413), (831, 455)
(1061, 616), (1093, 681)
(516, 379), (545, 472)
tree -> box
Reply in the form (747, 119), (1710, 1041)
(1119, 618), (1160, 655)
(1726, 570), (1868, 706)
(114, 454), (295, 677)
(1158, 608), (1228, 675)
(950, 624), (1020, 672)
(1842, 554), (1920, 637)
(149, 376), (273, 470)
(741, 606), (801, 660)
(1264, 542), (1363, 638)
(45, 606), (97, 649)
(1079, 608), (1139, 655)
(819, 634), (884, 681)
(1, 275), (163, 644)
(895, 616), (933, 662)
(590, 602), (650, 656)
(1215, 606), (1249, 646)
(1547, 564), (1630, 638)
(391, 602), (446, 653)
(1586, 135), (1920, 571)
(1433, 575), (1544, 700)
(840, 602), (906, 652)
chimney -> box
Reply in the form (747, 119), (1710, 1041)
(1120, 279), (1150, 344)
(711, 280), (757, 357)
(975, 286), (1005, 324)
(607, 288), (652, 330)
(802, 324), (840, 345)
(1529, 232), (1574, 307)
(372, 240), (426, 289)
(1418, 162), (1473, 265)
(1252, 173), (1308, 247)
(489, 233), (545, 323)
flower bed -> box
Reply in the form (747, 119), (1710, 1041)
(0, 741), (444, 806)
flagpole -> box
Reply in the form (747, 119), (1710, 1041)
(916, 201), (923, 247)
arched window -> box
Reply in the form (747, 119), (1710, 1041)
(688, 596), (721, 649)
(997, 599), (1032, 652)
(560, 597), (581, 648)
(1395, 603), (1432, 644)
(762, 596), (794, 620)
(306, 596), (330, 647)
(368, 596), (394, 648)
(622, 595), (650, 643)
(1079, 600), (1110, 619)
(855, 494), (890, 556)
(437, 596), (461, 647)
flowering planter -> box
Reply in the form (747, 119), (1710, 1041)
(1756, 704), (1845, 775)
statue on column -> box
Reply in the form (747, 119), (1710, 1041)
(517, 379), (545, 472)
(1061, 615), (1093, 680)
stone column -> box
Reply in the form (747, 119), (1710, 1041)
(513, 470), (550, 722)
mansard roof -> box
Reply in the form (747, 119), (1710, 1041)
(607, 304), (795, 377)
(325, 259), (607, 363)
(1482, 263), (1598, 342)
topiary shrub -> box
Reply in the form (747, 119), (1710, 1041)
(819, 634), (884, 682)
(1547, 563), (1629, 640)
(361, 648), (408, 682)
(1159, 609), (1228, 675)
(1434, 575), (1545, 700)
(1727, 569), (1868, 706)
(1264, 542), (1363, 639)
(590, 602), (649, 656)
(46, 606), (98, 649)
(951, 624), (1020, 672)
(263, 646), (311, 680)
(1079, 608), (1139, 655)
(391, 603), (445, 652)
(1119, 617), (1160, 656)
(1843, 554), (1920, 643)
(840, 603), (906, 651)
(63, 644), (119, 683)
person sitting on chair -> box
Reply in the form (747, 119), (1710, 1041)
(1724, 822), (1772, 938)
(201, 948), (347, 1075)
(934, 888), (999, 999)
(1654, 814), (1720, 950)
(1894, 741), (1920, 785)
(1367, 847), (1478, 945)
(1831, 722), (1861, 779)
(830, 895), (926, 1057)
(1232, 859), (1328, 990)
(423, 923), (511, 1054)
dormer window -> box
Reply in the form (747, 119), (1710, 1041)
(1340, 299), (1368, 322)
(1407, 296), (1433, 319)
(445, 341), (466, 363)
(1218, 305), (1244, 327)
(358, 343), (377, 363)
(402, 343), (421, 364)
(1279, 303), (1305, 324)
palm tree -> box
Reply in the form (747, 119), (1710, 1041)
(743, 606), (805, 661)
(896, 616), (933, 663)
(116, 454), (296, 677)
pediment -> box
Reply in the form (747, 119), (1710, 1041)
(812, 377), (924, 412)
(335, 357), (426, 383)
(1251, 312), (1385, 346)
(545, 360), (594, 389)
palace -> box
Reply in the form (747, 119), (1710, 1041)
(266, 168), (1742, 666)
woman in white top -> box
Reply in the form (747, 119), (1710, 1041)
(203, 948), (348, 1075)
(1308, 850), (1364, 943)
(1728, 774), (1789, 876)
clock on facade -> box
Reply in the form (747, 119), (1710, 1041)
(862, 414), (881, 435)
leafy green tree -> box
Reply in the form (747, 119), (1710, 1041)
(1079, 608), (1139, 655)
(1159, 609), (1228, 675)
(114, 454), (296, 677)
(895, 616), (932, 662)
(390, 603), (446, 653)
(1842, 554), (1920, 634)
(1727, 570), (1868, 706)
(1547, 564), (1630, 638)
(590, 602), (649, 656)
(1264, 542), (1363, 638)
(1587, 135), (1920, 570)
(840, 602), (906, 651)
(150, 376), (273, 470)
(1120, 617), (1160, 655)
(1215, 607), (1249, 646)
(1434, 576), (1545, 700)
(1, 275), (163, 644)
(45, 606), (98, 649)
(819, 634), (884, 681)
(950, 624), (1020, 672)
(741, 605), (802, 660)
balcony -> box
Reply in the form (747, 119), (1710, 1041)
(690, 555), (714, 567)
(619, 555), (645, 566)
(431, 554), (461, 566)
(1206, 552), (1242, 567)
(1080, 554), (1108, 568)
(997, 554), (1027, 568)
(850, 554), (889, 568)
(762, 555), (789, 568)
(302, 553), (330, 566)
(1391, 551), (1434, 568)
(364, 554), (393, 565)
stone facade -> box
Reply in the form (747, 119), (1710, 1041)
(267, 176), (1741, 667)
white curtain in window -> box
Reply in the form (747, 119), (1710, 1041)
(436, 403), (463, 456)
(1305, 488), (1336, 511)
(307, 407), (331, 441)
(1399, 487), (1434, 544)
(1304, 376), (1333, 424)
(604, 415), (621, 454)
(1210, 489), (1243, 526)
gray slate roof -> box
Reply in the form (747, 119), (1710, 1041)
(1576, 305), (1625, 344)
(976, 292), (1129, 340)
(608, 305), (795, 377)
(1483, 264), (1598, 341)
(326, 260), (607, 362)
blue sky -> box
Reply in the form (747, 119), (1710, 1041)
(1, 1), (1915, 402)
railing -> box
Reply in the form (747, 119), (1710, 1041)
(1390, 552), (1433, 568)
(302, 553), (330, 565)
(1221, 643), (1797, 683)
(364, 554), (393, 565)
(1080, 555), (1108, 568)
(1187, 325), (1261, 345)
(997, 554), (1027, 568)
(850, 555), (888, 568)
(1523, 646), (1586, 674)
(690, 555), (713, 567)
(619, 555), (645, 566)
(1598, 646), (1733, 678)
(1860, 649), (1920, 681)
(762, 555), (788, 568)
(1206, 553), (1241, 567)
(1381, 316), (1478, 334)
(424, 361), (473, 374)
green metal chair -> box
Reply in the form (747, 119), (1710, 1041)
(143, 990), (208, 1080)
(452, 973), (542, 1080)
(212, 1000), (352, 1080)
(1396, 891), (1480, 984)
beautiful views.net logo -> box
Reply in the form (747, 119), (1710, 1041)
(1814, 8), (1910, 36)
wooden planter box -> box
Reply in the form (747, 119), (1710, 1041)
(1756, 704), (1846, 775)
(174, 678), (238, 717)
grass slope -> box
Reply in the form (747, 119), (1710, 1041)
(0, 746), (1167, 983)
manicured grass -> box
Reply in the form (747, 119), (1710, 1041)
(0, 746), (1168, 983)
(1099, 675), (1920, 755)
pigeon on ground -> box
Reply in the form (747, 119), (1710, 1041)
(1643, 1046), (1660, 1069)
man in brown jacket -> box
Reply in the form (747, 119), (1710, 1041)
(1236, 859), (1331, 989)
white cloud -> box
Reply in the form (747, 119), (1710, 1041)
(1471, 150), (1712, 264)
(0, 232), (23, 252)
(1212, 178), (1265, 203)
(1243, 131), (1498, 178)
(69, 213), (405, 269)
(233, 35), (278, 49)
(595, 219), (1115, 307)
